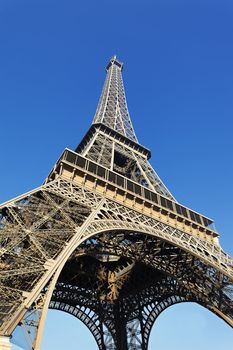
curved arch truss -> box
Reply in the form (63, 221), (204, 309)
(49, 274), (191, 350)
(0, 179), (232, 350)
(46, 221), (232, 350)
(1, 58), (233, 350)
(49, 300), (112, 350)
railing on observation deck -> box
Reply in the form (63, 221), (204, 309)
(50, 148), (216, 233)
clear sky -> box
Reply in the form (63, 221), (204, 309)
(0, 0), (232, 349)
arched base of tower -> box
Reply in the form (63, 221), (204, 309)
(49, 257), (195, 350)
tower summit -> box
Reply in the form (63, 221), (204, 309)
(0, 57), (232, 350)
(93, 56), (137, 142)
(75, 56), (175, 199)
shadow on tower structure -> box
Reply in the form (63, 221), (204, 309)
(0, 56), (232, 350)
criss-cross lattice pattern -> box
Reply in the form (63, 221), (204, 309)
(0, 57), (232, 350)
(93, 56), (138, 142)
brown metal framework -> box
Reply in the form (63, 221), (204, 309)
(0, 56), (232, 350)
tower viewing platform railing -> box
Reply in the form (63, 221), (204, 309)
(47, 148), (217, 237)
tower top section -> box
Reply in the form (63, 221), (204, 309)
(106, 55), (123, 71)
(92, 56), (138, 142)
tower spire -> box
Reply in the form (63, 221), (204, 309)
(93, 56), (138, 142)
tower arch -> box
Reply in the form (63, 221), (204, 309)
(0, 57), (232, 350)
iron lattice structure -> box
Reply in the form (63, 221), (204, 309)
(0, 56), (232, 350)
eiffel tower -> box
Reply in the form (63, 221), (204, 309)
(0, 56), (232, 350)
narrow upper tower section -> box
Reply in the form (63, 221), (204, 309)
(74, 56), (175, 201)
(92, 56), (138, 142)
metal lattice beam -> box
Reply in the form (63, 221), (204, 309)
(0, 57), (232, 350)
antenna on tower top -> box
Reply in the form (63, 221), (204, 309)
(106, 55), (123, 71)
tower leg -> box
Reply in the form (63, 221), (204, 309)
(111, 303), (147, 350)
(112, 304), (128, 350)
(0, 336), (11, 350)
(115, 321), (128, 350)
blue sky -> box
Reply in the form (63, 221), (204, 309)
(0, 0), (232, 348)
